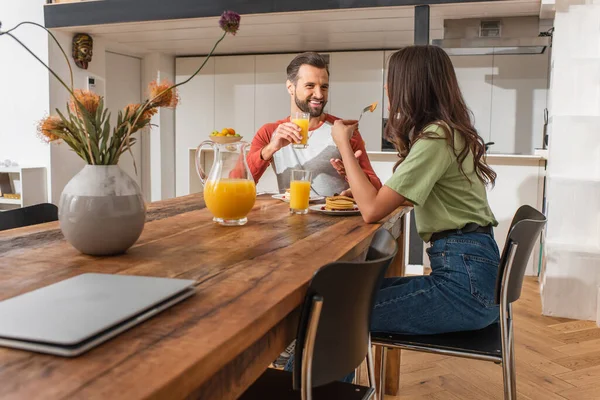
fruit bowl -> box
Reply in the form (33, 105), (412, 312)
(210, 135), (243, 144)
(210, 128), (242, 144)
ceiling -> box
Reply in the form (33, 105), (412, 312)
(52, 0), (545, 57)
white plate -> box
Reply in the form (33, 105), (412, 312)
(308, 205), (361, 216)
(272, 194), (325, 203)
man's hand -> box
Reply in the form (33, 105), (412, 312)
(261, 122), (303, 161)
(330, 150), (362, 177)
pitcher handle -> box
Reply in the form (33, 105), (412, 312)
(195, 140), (214, 186)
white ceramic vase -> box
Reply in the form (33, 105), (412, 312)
(58, 165), (146, 256)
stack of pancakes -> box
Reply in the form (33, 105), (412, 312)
(325, 196), (356, 211)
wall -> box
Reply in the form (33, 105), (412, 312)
(542, 0), (600, 322)
(48, 30), (106, 203)
(0, 0), (51, 193)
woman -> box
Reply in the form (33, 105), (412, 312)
(331, 45), (500, 335)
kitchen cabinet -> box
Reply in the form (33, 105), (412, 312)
(175, 57), (215, 196)
(329, 51), (384, 152)
(214, 55), (256, 140)
(489, 54), (549, 154)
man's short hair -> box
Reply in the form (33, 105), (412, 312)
(286, 52), (329, 84)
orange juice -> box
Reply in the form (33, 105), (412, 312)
(292, 118), (309, 145)
(290, 180), (311, 211)
(204, 179), (256, 220)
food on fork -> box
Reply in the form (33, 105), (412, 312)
(358, 102), (378, 123)
(325, 195), (357, 211)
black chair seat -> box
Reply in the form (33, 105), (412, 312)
(240, 368), (374, 400)
(0, 203), (58, 232)
(372, 322), (502, 361)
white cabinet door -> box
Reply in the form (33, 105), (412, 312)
(490, 53), (549, 154)
(254, 53), (296, 133)
(105, 52), (142, 187)
(175, 57), (215, 196)
(214, 55), (256, 140)
(329, 51), (384, 152)
(451, 55), (494, 144)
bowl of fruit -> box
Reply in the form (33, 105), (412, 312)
(210, 128), (242, 144)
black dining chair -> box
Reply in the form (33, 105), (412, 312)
(371, 205), (547, 400)
(0, 203), (58, 232)
(240, 228), (398, 400)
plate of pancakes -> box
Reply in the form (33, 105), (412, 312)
(309, 195), (360, 216)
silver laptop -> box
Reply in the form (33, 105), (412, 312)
(0, 273), (196, 357)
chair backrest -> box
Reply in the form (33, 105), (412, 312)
(293, 229), (398, 389)
(494, 205), (547, 305)
(0, 203), (58, 232)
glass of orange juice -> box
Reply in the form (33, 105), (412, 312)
(291, 111), (310, 149)
(290, 170), (312, 215)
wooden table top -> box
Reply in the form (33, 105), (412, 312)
(0, 194), (409, 400)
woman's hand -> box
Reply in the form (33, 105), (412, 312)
(331, 119), (358, 148)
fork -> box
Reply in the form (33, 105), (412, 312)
(358, 102), (378, 124)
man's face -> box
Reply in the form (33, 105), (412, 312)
(288, 64), (329, 118)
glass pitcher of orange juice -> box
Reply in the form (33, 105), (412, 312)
(195, 141), (256, 226)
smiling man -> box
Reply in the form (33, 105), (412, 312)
(247, 52), (381, 197)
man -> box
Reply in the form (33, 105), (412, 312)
(247, 52), (381, 197)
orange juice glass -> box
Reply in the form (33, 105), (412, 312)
(204, 179), (256, 225)
(290, 170), (312, 214)
(291, 111), (310, 149)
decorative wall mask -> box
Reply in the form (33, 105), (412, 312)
(72, 33), (93, 69)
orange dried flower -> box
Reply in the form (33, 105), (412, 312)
(122, 103), (157, 133)
(69, 89), (101, 116)
(148, 80), (179, 108)
(37, 115), (64, 143)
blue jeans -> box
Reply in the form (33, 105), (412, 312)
(371, 231), (500, 334)
(285, 231), (500, 382)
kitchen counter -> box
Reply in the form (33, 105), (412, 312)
(368, 151), (548, 162)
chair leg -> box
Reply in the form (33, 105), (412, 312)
(366, 338), (376, 393)
(378, 346), (387, 400)
(507, 306), (517, 397)
(501, 304), (517, 400)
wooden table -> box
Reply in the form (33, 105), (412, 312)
(0, 194), (410, 399)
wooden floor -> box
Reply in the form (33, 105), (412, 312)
(360, 277), (600, 400)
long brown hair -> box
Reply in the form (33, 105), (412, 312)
(385, 45), (496, 186)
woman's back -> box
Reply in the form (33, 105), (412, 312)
(386, 123), (497, 242)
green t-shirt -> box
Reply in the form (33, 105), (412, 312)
(385, 124), (498, 242)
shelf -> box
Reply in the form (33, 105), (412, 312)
(0, 198), (22, 205)
(0, 167), (21, 173)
